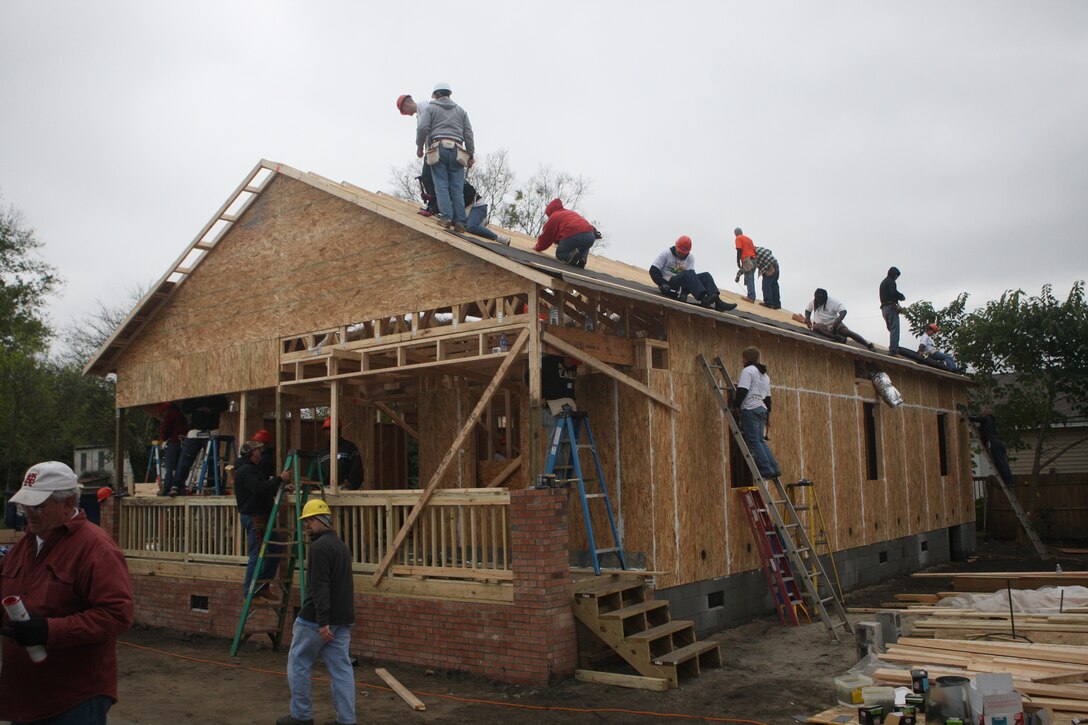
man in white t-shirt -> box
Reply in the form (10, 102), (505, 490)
(648, 236), (736, 312)
(804, 288), (874, 350)
(918, 323), (963, 372)
(734, 347), (781, 479)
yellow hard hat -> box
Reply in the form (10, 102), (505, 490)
(299, 498), (331, 520)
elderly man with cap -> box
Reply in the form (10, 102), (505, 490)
(649, 236), (736, 312)
(234, 440), (293, 599)
(278, 499), (356, 725)
(415, 82), (474, 232)
(805, 288), (875, 350)
(0, 461), (134, 724)
(879, 267), (907, 354)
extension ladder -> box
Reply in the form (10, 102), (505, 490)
(544, 410), (626, 576)
(697, 354), (852, 640)
(739, 487), (806, 626)
(229, 450), (325, 656)
(965, 418), (1049, 560)
(786, 479), (845, 601)
(145, 440), (164, 487)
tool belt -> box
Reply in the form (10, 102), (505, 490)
(426, 138), (470, 167)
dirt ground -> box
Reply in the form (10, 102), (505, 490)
(19, 540), (1088, 725)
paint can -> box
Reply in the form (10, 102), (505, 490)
(858, 705), (884, 725)
(904, 692), (926, 713)
(911, 668), (929, 694)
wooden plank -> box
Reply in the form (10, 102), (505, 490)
(372, 329), (529, 585)
(375, 401), (419, 440)
(484, 456), (522, 488)
(548, 325), (636, 367)
(375, 667), (427, 711)
(542, 331), (679, 412)
(574, 669), (669, 692)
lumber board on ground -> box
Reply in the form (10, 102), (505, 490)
(375, 667), (426, 711)
(897, 636), (1088, 665)
(574, 669), (670, 691)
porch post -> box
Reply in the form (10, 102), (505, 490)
(528, 286), (543, 483)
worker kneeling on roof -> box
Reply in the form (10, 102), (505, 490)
(534, 198), (597, 268)
(649, 236), (737, 312)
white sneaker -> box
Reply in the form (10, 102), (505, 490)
(495, 234), (511, 245)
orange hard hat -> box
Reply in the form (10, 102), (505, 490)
(97, 487), (113, 503)
(322, 416), (332, 430)
(675, 235), (692, 254)
(252, 429), (272, 444)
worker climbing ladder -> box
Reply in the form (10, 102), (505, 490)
(229, 449), (325, 656)
(544, 410), (627, 576)
(697, 354), (852, 640)
(965, 418), (1049, 560)
(786, 479), (845, 601)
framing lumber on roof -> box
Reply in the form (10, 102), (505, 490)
(373, 328), (530, 585)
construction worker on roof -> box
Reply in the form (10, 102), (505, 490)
(415, 82), (474, 233)
(649, 236), (736, 312)
(918, 323), (963, 372)
(396, 92), (439, 217)
(318, 417), (364, 490)
(733, 227), (758, 302)
(805, 288), (875, 350)
(534, 199), (597, 268)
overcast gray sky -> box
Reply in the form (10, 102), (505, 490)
(2, 1), (1086, 352)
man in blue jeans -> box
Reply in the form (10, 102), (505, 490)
(416, 82), (474, 232)
(233, 440), (292, 599)
(734, 347), (782, 480)
(278, 499), (356, 725)
(462, 181), (511, 245)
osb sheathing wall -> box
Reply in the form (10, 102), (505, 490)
(573, 312), (974, 591)
(114, 175), (531, 408)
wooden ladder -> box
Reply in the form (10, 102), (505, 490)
(697, 354), (853, 641)
(965, 418), (1049, 560)
(571, 575), (722, 689)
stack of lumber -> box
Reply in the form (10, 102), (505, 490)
(907, 610), (1088, 645)
(913, 570), (1088, 592)
(876, 637), (1088, 719)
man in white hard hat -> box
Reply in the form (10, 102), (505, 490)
(0, 462), (135, 723)
(415, 82), (474, 232)
(278, 499), (356, 725)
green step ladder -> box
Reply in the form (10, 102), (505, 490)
(544, 410), (626, 576)
(229, 450), (324, 656)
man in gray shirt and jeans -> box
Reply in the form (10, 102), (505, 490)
(416, 82), (474, 232)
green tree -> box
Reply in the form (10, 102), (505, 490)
(908, 283), (1088, 540)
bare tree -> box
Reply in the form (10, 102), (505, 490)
(62, 284), (149, 367)
(466, 149), (515, 225)
(386, 161), (423, 202)
(497, 166), (592, 236)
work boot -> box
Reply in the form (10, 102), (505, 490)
(698, 293), (716, 309)
(714, 298), (738, 312)
(495, 234), (511, 245)
(452, 223), (466, 233)
(437, 218), (452, 230)
(276, 716), (313, 725)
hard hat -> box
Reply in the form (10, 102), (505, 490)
(322, 416), (332, 430)
(675, 235), (692, 254)
(97, 487), (113, 503)
(433, 81), (452, 94)
(253, 429), (272, 444)
(300, 498), (332, 520)
(927, 322), (939, 332)
(396, 94), (411, 113)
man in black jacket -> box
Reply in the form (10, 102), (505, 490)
(235, 440), (292, 598)
(171, 394), (230, 496)
(879, 267), (906, 354)
(318, 417), (364, 490)
(969, 408), (1015, 486)
(278, 499), (356, 725)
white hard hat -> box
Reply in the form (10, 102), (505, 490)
(433, 81), (452, 94)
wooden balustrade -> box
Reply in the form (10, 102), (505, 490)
(118, 488), (512, 583)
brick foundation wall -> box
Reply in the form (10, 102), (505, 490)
(106, 488), (578, 685)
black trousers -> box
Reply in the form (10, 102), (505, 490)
(668, 269), (718, 300)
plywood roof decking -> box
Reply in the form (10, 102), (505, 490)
(85, 159), (966, 383)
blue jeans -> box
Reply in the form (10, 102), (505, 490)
(241, 514), (282, 596)
(928, 350), (958, 371)
(881, 304), (900, 353)
(430, 145), (467, 225)
(988, 438), (1014, 485)
(744, 267), (757, 300)
(465, 203), (497, 241)
(555, 231), (596, 267)
(761, 267), (781, 308)
(740, 407), (780, 478)
(13, 695), (112, 725)
(287, 618), (356, 724)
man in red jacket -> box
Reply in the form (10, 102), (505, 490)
(534, 198), (596, 268)
(0, 461), (134, 723)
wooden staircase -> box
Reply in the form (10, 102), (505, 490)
(572, 575), (722, 688)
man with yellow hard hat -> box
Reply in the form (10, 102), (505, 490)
(277, 499), (356, 725)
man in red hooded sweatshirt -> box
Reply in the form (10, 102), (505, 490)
(534, 199), (596, 268)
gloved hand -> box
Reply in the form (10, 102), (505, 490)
(0, 613), (48, 647)
(657, 283), (673, 297)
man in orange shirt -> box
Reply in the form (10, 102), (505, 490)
(734, 227), (757, 301)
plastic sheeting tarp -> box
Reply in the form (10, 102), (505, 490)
(936, 585), (1088, 613)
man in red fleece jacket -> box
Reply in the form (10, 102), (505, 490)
(534, 198), (596, 268)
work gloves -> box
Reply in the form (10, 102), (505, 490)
(0, 613), (49, 647)
(657, 283), (674, 297)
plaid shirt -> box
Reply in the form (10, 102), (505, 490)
(754, 246), (778, 272)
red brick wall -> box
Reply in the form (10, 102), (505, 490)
(111, 487), (578, 685)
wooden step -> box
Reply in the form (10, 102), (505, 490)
(573, 578), (644, 598)
(600, 600), (669, 621)
(652, 639), (721, 667)
(625, 620), (694, 643)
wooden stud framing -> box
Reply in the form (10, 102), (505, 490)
(528, 288), (543, 483)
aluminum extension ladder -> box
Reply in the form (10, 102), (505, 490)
(965, 418), (1049, 560)
(230, 450), (324, 655)
(544, 411), (627, 576)
(697, 353), (852, 641)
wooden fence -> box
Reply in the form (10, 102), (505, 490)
(118, 488), (513, 582)
(981, 473), (1088, 541)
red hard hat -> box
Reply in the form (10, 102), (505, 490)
(396, 94), (411, 113)
(675, 235), (692, 254)
(322, 416), (332, 430)
(97, 487), (113, 503)
(253, 429), (272, 444)
(927, 322), (939, 332)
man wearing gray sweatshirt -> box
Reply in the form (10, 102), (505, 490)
(415, 82), (474, 231)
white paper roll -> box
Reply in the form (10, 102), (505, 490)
(2, 595), (48, 663)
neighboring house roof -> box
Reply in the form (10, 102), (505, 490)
(84, 160), (967, 381)
(990, 373), (1088, 427)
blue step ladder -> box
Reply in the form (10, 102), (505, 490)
(195, 435), (236, 495)
(544, 411), (626, 576)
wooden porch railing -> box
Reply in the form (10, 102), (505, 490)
(118, 488), (512, 583)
